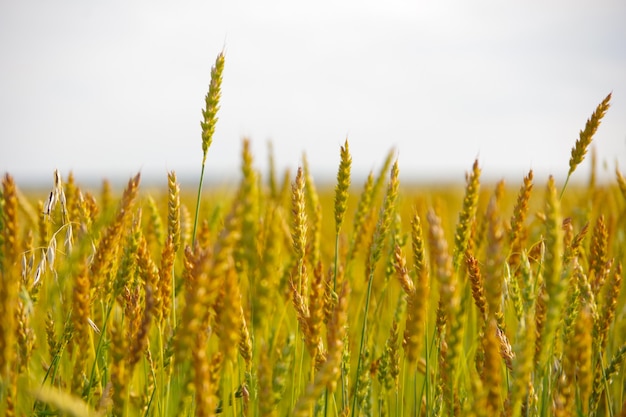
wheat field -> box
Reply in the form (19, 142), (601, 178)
(1, 53), (624, 417)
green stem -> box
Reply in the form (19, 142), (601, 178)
(192, 157), (207, 246)
(560, 174), (571, 200)
(229, 360), (239, 417)
(144, 360), (158, 417)
(86, 299), (116, 402)
(425, 322), (435, 416)
(351, 266), (375, 417)
(399, 361), (406, 417)
(334, 232), (349, 417)
(157, 324), (165, 416)
(165, 263), (176, 415)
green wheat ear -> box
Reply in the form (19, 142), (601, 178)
(561, 92), (611, 198)
(334, 138), (352, 235)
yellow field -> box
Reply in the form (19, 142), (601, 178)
(0, 53), (624, 416)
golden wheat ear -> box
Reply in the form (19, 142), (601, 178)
(200, 51), (225, 162)
(561, 92), (611, 198)
(291, 167), (307, 292)
(193, 51), (225, 245)
(452, 159), (481, 272)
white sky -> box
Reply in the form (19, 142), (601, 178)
(1, 1), (625, 187)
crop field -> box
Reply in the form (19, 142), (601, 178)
(1, 53), (625, 416)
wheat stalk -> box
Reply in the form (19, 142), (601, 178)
(193, 51), (225, 244)
(536, 176), (565, 368)
(353, 160), (399, 417)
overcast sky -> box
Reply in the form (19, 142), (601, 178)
(1, 1), (625, 188)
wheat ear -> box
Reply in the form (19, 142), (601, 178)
(509, 170), (533, 279)
(482, 318), (503, 415)
(595, 262), (622, 352)
(302, 153), (322, 268)
(192, 328), (213, 417)
(291, 166), (307, 295)
(1, 174), (20, 385)
(589, 214), (608, 294)
(484, 181), (505, 319)
(452, 159), (481, 271)
(334, 139), (352, 290)
(335, 139), (352, 236)
(616, 166), (626, 201)
(215, 266), (243, 363)
(294, 280), (349, 416)
(236, 138), (259, 277)
(71, 262), (91, 393)
(167, 171), (181, 253)
(90, 173), (141, 297)
(561, 92), (611, 197)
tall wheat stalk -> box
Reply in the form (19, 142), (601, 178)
(192, 52), (225, 244)
(352, 160), (399, 417)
